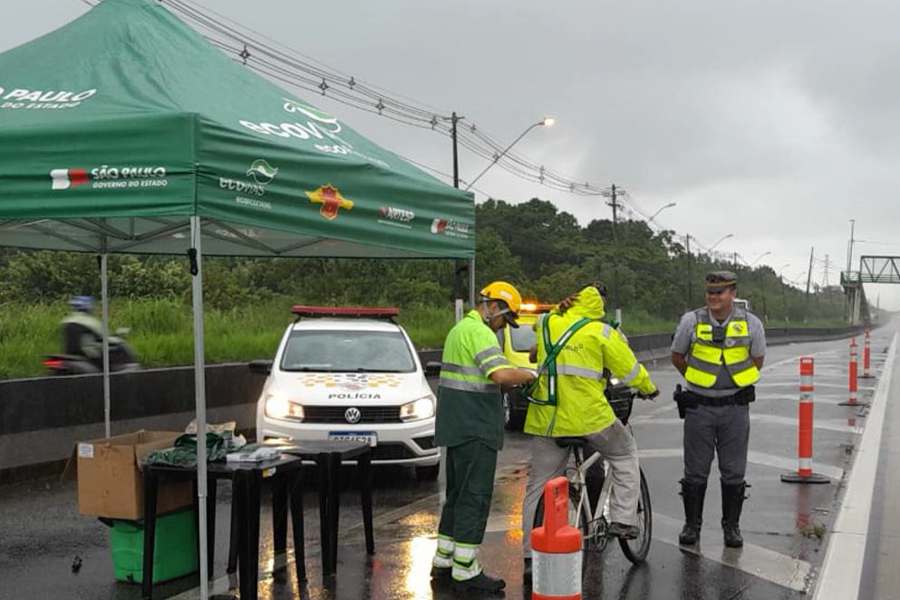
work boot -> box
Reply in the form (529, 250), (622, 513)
(453, 571), (506, 593)
(523, 556), (532, 581)
(430, 565), (452, 582)
(608, 522), (639, 540)
(678, 479), (707, 545)
(721, 481), (747, 548)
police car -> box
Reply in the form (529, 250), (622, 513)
(252, 306), (440, 479)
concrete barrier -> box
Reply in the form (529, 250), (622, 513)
(0, 327), (866, 483)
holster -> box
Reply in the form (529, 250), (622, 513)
(673, 384), (696, 419)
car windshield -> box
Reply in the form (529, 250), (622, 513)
(509, 325), (537, 353)
(280, 329), (416, 373)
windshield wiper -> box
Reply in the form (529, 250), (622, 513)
(352, 368), (408, 373)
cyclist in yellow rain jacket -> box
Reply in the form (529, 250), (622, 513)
(521, 284), (658, 575)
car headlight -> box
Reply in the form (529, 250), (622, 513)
(265, 394), (304, 420)
(400, 395), (436, 422)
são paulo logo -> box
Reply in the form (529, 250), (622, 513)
(1, 86), (97, 110)
(306, 184), (354, 221)
(50, 165), (167, 191)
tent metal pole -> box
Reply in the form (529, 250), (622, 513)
(101, 252), (111, 438)
(468, 257), (476, 308)
(190, 216), (210, 598)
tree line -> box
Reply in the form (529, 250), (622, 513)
(0, 197), (849, 325)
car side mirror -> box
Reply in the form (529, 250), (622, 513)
(424, 361), (442, 377)
(249, 359), (273, 375)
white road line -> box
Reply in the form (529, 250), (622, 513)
(813, 332), (898, 600)
(633, 415), (861, 434)
(636, 447), (843, 479)
(653, 512), (812, 592)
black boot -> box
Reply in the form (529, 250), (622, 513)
(678, 479), (706, 545)
(721, 481), (747, 548)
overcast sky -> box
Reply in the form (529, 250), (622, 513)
(3, 0), (899, 308)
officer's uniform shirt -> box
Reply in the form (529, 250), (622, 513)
(671, 307), (766, 398)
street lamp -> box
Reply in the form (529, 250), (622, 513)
(708, 233), (734, 257)
(750, 251), (772, 267)
(464, 117), (555, 191)
(648, 202), (677, 223)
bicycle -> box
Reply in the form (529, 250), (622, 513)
(532, 390), (652, 564)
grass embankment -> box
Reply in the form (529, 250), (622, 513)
(0, 299), (849, 380)
(0, 298), (454, 379)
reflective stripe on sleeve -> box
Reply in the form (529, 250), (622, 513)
(441, 363), (483, 376)
(474, 347), (503, 364)
(622, 362), (643, 385)
(439, 377), (497, 393)
(479, 355), (512, 374)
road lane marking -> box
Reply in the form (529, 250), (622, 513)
(633, 414), (862, 433)
(653, 512), (812, 592)
(813, 332), (899, 600)
(636, 447), (843, 479)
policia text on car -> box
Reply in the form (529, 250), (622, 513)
(671, 271), (766, 548)
(431, 281), (536, 593)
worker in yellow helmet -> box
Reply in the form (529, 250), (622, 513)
(431, 281), (537, 593)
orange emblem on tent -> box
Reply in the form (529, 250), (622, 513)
(305, 184), (354, 221)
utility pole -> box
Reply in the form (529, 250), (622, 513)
(451, 112), (460, 189)
(822, 254), (831, 288)
(845, 219), (856, 275)
(733, 251), (738, 270)
(805, 246), (814, 313)
(605, 183), (621, 242)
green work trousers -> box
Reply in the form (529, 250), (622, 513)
(437, 440), (498, 545)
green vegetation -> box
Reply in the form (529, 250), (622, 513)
(0, 197), (856, 379)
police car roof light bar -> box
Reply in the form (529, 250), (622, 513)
(291, 305), (400, 320)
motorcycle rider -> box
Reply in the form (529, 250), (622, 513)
(61, 296), (105, 368)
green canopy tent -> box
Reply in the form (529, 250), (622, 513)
(0, 0), (474, 593)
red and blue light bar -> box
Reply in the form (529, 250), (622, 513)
(291, 305), (400, 319)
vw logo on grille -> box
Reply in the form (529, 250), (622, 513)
(344, 407), (362, 424)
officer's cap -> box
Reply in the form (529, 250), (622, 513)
(705, 271), (737, 290)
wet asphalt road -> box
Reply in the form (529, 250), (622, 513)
(0, 325), (895, 599)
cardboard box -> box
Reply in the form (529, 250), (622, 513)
(64, 430), (193, 520)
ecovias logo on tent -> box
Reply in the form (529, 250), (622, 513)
(246, 159), (278, 185)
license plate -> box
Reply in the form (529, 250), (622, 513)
(328, 431), (377, 447)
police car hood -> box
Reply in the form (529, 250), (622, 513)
(274, 371), (430, 405)
(555, 286), (606, 320)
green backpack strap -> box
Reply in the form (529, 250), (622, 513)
(526, 314), (593, 406)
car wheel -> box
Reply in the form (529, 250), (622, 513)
(416, 464), (440, 481)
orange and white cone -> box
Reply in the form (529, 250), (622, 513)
(782, 357), (829, 484)
(531, 477), (582, 600)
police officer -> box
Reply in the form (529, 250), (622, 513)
(671, 271), (766, 548)
(521, 284), (658, 575)
(431, 281), (536, 593)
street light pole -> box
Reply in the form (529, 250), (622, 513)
(750, 251), (772, 267)
(464, 117), (555, 191)
(648, 202), (677, 223)
(779, 263), (791, 323)
(708, 233), (734, 257)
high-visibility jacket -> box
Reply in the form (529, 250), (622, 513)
(524, 287), (657, 437)
(434, 310), (513, 450)
(684, 307), (760, 389)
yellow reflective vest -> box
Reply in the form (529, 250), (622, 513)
(524, 287), (657, 437)
(684, 307), (760, 389)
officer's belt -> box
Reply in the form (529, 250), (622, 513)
(683, 386), (755, 406)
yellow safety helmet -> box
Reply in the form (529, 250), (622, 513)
(480, 281), (523, 326)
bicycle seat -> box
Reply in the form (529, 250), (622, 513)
(554, 437), (588, 448)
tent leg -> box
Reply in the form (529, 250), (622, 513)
(468, 257), (476, 308)
(190, 216), (210, 599)
(101, 253), (111, 439)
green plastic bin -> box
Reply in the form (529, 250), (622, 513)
(108, 508), (199, 584)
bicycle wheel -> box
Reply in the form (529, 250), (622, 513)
(619, 468), (652, 564)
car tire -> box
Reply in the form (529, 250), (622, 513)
(416, 464), (440, 481)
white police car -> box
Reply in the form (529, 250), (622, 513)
(252, 306), (441, 479)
